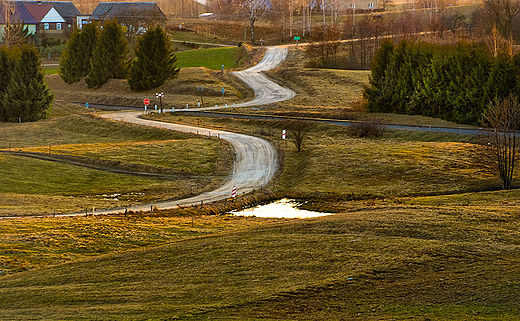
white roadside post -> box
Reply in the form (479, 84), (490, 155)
(282, 129), (287, 152)
(231, 186), (237, 199)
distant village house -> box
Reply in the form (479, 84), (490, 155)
(89, 2), (166, 39)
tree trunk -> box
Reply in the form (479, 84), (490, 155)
(250, 18), (256, 44)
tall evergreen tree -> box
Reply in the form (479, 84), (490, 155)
(0, 47), (12, 120)
(483, 53), (519, 110)
(86, 20), (128, 89)
(59, 29), (83, 84)
(2, 45), (53, 122)
(127, 26), (180, 91)
(364, 39), (394, 113)
(59, 23), (99, 84)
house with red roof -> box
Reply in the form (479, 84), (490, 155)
(24, 3), (67, 32)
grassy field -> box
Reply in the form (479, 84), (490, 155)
(176, 46), (244, 70)
(0, 214), (278, 275)
(1, 105), (519, 319)
(0, 112), (232, 216)
(170, 29), (236, 45)
(1, 204), (519, 319)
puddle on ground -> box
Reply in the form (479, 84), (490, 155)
(231, 198), (332, 219)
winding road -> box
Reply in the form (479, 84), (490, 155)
(91, 46), (293, 215)
(183, 46), (296, 111)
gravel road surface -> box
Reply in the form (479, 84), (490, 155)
(86, 112), (278, 215)
(187, 46), (295, 111)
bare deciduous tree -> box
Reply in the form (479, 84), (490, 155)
(485, 94), (520, 190)
(480, 0), (520, 56)
(244, 0), (269, 44)
(286, 119), (314, 152)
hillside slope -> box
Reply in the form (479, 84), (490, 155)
(1, 205), (519, 320)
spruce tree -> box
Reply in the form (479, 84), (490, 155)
(59, 23), (99, 84)
(86, 20), (128, 89)
(59, 29), (83, 84)
(0, 47), (11, 121)
(79, 23), (99, 77)
(127, 26), (180, 91)
(483, 53), (518, 110)
(2, 45), (53, 122)
(364, 39), (394, 113)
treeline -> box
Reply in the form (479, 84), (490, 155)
(60, 20), (179, 91)
(0, 45), (53, 122)
(363, 40), (520, 125)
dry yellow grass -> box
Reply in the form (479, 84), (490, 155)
(1, 204), (519, 320)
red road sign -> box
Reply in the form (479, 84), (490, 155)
(144, 98), (150, 106)
(231, 186), (237, 198)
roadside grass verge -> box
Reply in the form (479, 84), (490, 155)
(1, 206), (519, 319)
(43, 68), (59, 75)
(176, 47), (243, 70)
(46, 67), (253, 109)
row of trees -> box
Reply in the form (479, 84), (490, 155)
(60, 21), (179, 91)
(301, 0), (520, 70)
(363, 40), (520, 125)
(0, 45), (53, 122)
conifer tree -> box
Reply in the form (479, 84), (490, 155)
(59, 23), (99, 84)
(59, 29), (83, 84)
(483, 53), (519, 109)
(2, 45), (53, 122)
(127, 26), (180, 91)
(0, 47), (11, 120)
(86, 20), (128, 89)
(364, 40), (394, 113)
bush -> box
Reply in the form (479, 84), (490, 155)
(348, 121), (385, 138)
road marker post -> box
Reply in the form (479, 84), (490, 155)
(231, 186), (237, 199)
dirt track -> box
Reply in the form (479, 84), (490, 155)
(50, 46), (293, 216)
(91, 113), (278, 215)
(186, 46), (296, 111)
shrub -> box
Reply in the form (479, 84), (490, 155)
(348, 121), (385, 138)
